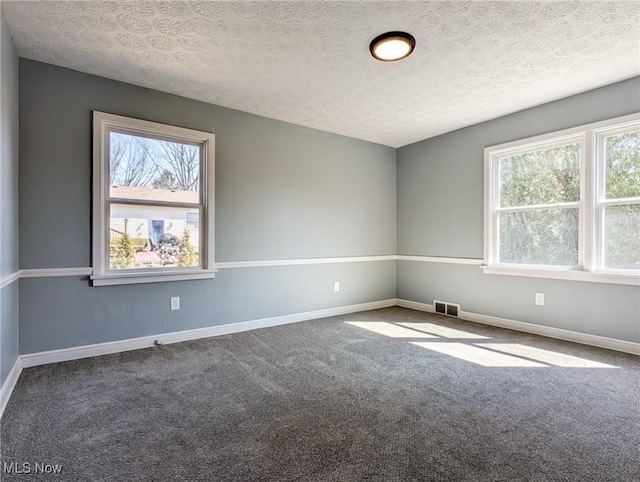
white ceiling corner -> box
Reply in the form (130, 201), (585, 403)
(3, 1), (639, 148)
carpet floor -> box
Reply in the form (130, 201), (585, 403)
(1, 307), (639, 481)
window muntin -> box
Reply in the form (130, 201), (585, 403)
(485, 113), (640, 283)
(92, 112), (215, 285)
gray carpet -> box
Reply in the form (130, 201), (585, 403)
(1, 307), (639, 481)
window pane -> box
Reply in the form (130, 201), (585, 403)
(499, 142), (580, 207)
(498, 208), (579, 266)
(604, 204), (640, 270)
(109, 131), (200, 204)
(186, 211), (200, 229)
(605, 130), (640, 199)
(109, 204), (200, 270)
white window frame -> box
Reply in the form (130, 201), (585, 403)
(483, 113), (640, 286)
(91, 112), (216, 286)
(594, 123), (640, 275)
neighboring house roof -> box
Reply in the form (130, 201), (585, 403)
(110, 185), (199, 204)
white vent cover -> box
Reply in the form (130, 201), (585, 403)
(434, 300), (461, 318)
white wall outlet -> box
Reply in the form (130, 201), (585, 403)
(170, 296), (181, 311)
(535, 293), (544, 306)
(334, 282), (340, 292)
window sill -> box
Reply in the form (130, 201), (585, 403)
(481, 265), (640, 286)
(91, 269), (217, 286)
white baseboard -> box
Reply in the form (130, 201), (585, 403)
(20, 299), (397, 368)
(6, 297), (637, 418)
(460, 310), (640, 356)
(396, 299), (434, 313)
(395, 298), (640, 356)
(0, 358), (23, 420)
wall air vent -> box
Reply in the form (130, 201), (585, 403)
(434, 300), (461, 318)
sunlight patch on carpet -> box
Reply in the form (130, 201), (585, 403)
(477, 344), (619, 368)
(345, 322), (438, 338)
(411, 342), (547, 367)
(398, 322), (490, 339)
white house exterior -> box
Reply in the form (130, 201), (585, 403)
(109, 186), (200, 252)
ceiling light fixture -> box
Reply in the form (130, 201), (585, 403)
(369, 31), (415, 62)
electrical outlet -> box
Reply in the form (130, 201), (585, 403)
(535, 293), (544, 306)
(170, 296), (180, 311)
(334, 282), (340, 292)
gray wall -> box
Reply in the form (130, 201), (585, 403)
(0, 9), (20, 385)
(397, 77), (640, 343)
(21, 262), (395, 353)
(18, 60), (397, 353)
(14, 60), (640, 354)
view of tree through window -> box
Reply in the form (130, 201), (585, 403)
(108, 132), (202, 271)
(110, 132), (200, 195)
(498, 143), (581, 266)
(603, 130), (640, 269)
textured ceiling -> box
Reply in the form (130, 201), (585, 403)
(3, 1), (639, 147)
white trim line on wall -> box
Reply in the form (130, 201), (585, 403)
(20, 267), (93, 278)
(20, 299), (397, 368)
(0, 358), (22, 419)
(0, 271), (20, 289)
(396, 255), (483, 265)
(215, 255), (397, 269)
(15, 256), (398, 279)
(395, 298), (640, 356)
(16, 257), (637, 287)
(13, 255), (474, 279)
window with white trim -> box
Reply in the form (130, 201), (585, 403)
(484, 113), (639, 285)
(92, 112), (215, 286)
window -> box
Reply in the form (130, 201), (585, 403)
(185, 212), (200, 230)
(92, 112), (215, 286)
(484, 113), (639, 285)
(598, 128), (640, 271)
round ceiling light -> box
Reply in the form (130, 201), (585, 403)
(369, 31), (415, 62)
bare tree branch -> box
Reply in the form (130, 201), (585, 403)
(109, 134), (158, 187)
(158, 141), (199, 191)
